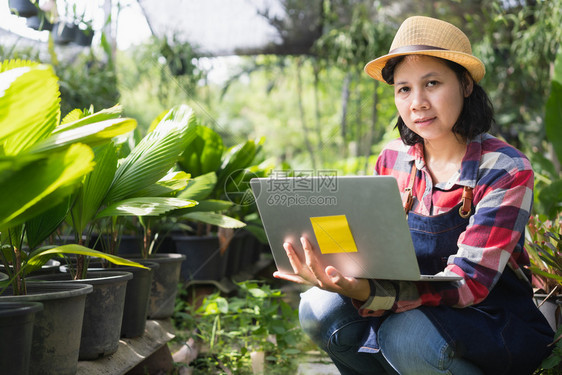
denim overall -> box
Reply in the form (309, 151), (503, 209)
(407, 196), (554, 374)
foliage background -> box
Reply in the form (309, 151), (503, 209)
(2, 0), (561, 217)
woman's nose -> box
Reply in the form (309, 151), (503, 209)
(410, 89), (429, 111)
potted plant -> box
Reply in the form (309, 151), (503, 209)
(172, 125), (273, 282)
(0, 59), (146, 374)
(526, 214), (562, 330)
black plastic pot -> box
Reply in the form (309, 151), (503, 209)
(74, 28), (94, 46)
(173, 235), (227, 281)
(0, 301), (43, 375)
(0, 282), (92, 375)
(127, 253), (185, 319)
(26, 14), (54, 31)
(0, 258), (61, 277)
(30, 271), (133, 360)
(52, 22), (77, 45)
(107, 261), (159, 338)
(8, 0), (37, 17)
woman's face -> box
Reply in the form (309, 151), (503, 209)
(393, 55), (470, 144)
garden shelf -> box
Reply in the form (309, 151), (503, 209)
(77, 319), (175, 375)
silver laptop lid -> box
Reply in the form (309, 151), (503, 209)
(250, 175), (429, 280)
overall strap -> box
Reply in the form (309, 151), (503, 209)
(403, 164), (417, 214)
(459, 186), (473, 218)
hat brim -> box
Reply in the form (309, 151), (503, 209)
(364, 49), (485, 83)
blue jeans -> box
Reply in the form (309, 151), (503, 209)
(299, 287), (484, 375)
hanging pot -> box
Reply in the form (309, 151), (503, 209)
(0, 282), (92, 375)
(0, 301), (43, 375)
(8, 0), (37, 17)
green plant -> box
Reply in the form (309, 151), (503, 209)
(537, 324), (562, 374)
(0, 59), (147, 293)
(526, 214), (562, 296)
(173, 281), (310, 374)
(69, 104), (200, 267)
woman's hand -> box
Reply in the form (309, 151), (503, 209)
(273, 236), (371, 302)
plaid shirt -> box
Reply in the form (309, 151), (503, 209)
(356, 133), (534, 316)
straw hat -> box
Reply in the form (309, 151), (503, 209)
(364, 16), (485, 83)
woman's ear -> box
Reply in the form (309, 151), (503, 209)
(463, 72), (474, 97)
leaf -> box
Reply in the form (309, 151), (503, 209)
(181, 212), (246, 229)
(0, 63), (60, 155)
(545, 81), (562, 166)
(131, 171), (191, 198)
(176, 172), (217, 201)
(0, 143), (95, 230)
(71, 143), (118, 233)
(26, 244), (149, 271)
(171, 199), (233, 216)
(216, 140), (258, 196)
(54, 104), (123, 132)
(178, 125), (224, 177)
(25, 197), (71, 249)
(104, 104), (197, 203)
(29, 117), (137, 153)
(95, 197), (197, 218)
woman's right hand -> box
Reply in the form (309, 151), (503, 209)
(273, 236), (371, 302)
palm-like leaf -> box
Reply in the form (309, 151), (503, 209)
(131, 171), (191, 198)
(180, 212), (245, 229)
(96, 197), (197, 218)
(29, 118), (137, 153)
(104, 104), (197, 203)
(176, 172), (217, 201)
(0, 62), (60, 155)
(0, 143), (95, 230)
(71, 143), (119, 234)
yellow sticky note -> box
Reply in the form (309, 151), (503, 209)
(310, 215), (358, 254)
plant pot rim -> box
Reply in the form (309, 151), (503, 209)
(29, 270), (133, 284)
(127, 253), (186, 262)
(0, 282), (93, 300)
(0, 301), (44, 317)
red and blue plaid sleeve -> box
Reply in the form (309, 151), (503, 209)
(358, 134), (533, 315)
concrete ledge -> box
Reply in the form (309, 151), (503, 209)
(77, 319), (175, 375)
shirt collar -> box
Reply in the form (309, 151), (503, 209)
(406, 134), (482, 189)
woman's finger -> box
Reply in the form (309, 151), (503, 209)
(283, 241), (304, 274)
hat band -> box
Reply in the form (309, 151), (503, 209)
(389, 44), (448, 54)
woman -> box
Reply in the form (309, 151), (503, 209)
(274, 16), (554, 374)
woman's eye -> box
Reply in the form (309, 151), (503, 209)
(427, 80), (439, 87)
(397, 86), (410, 94)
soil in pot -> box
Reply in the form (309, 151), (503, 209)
(0, 301), (43, 375)
(0, 282), (92, 375)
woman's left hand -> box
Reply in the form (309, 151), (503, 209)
(273, 236), (371, 302)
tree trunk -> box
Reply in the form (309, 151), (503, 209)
(296, 57), (317, 169)
(313, 61), (324, 166)
(340, 73), (352, 158)
(355, 80), (362, 157)
(364, 80), (379, 173)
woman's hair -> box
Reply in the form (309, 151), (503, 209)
(381, 56), (494, 146)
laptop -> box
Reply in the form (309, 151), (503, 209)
(249, 175), (462, 281)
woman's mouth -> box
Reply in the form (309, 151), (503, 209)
(414, 117), (435, 126)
